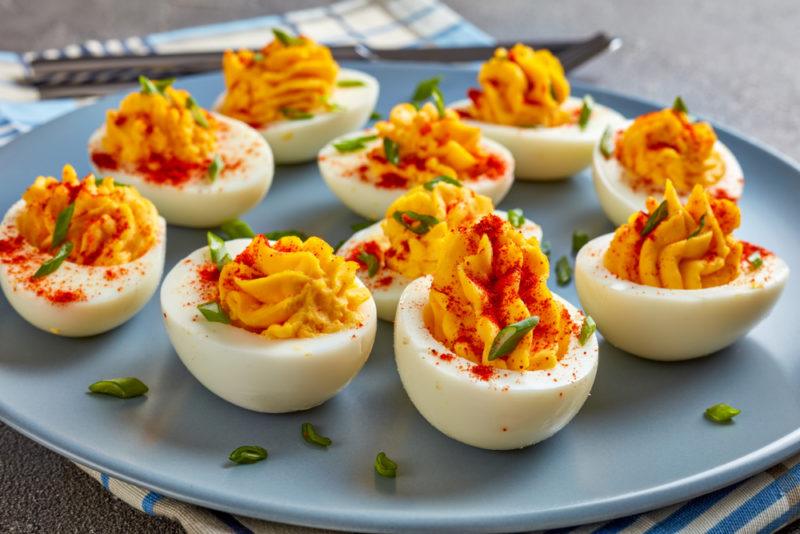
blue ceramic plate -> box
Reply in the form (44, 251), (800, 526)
(1, 63), (798, 533)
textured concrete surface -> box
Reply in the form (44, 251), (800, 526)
(1, 1), (799, 532)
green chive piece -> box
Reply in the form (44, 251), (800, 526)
(369, 111), (383, 121)
(88, 377), (149, 399)
(34, 241), (73, 278)
(687, 214), (706, 239)
(207, 231), (231, 271)
(431, 86), (446, 117)
(375, 451), (397, 478)
(411, 76), (442, 107)
(333, 239), (346, 253)
(748, 252), (763, 271)
(555, 256), (572, 286)
(350, 219), (375, 232)
(572, 230), (590, 254)
(332, 134), (378, 153)
(229, 445), (268, 465)
(337, 79), (366, 88)
(488, 316), (540, 360)
(138, 75), (159, 95)
(301, 423), (332, 447)
(281, 107), (314, 120)
(197, 301), (230, 324)
(578, 95), (594, 130)
(220, 219), (255, 240)
(673, 96), (689, 114)
(540, 240), (551, 256)
(424, 176), (462, 190)
(392, 210), (440, 235)
(600, 126), (615, 158)
(263, 229), (308, 241)
(51, 202), (75, 249)
(507, 208), (524, 228)
(383, 137), (400, 165)
(153, 77), (176, 93)
(550, 83), (558, 101)
(640, 200), (669, 237)
(208, 154), (224, 182)
(272, 28), (302, 46)
(253, 52), (264, 62)
(358, 251), (379, 277)
(186, 96), (209, 128)
(578, 315), (596, 346)
(705, 403), (740, 423)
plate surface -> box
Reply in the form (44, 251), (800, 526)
(1, 63), (798, 533)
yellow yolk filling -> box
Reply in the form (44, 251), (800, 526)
(16, 165), (159, 266)
(425, 214), (573, 371)
(219, 36), (338, 127)
(616, 108), (725, 194)
(103, 86), (217, 166)
(381, 182), (493, 279)
(604, 180), (742, 289)
(218, 235), (370, 338)
(370, 103), (489, 186)
(468, 43), (572, 127)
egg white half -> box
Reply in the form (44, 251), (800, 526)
(88, 113), (274, 228)
(214, 68), (379, 164)
(160, 238), (377, 413)
(338, 210), (543, 322)
(575, 233), (789, 361)
(319, 132), (515, 220)
(451, 96), (626, 181)
(394, 276), (598, 450)
(0, 200), (166, 337)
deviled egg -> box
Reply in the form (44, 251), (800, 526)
(319, 101), (515, 220)
(0, 165), (166, 337)
(395, 214), (598, 450)
(161, 233), (377, 413)
(592, 99), (744, 226)
(89, 77), (273, 228)
(337, 178), (541, 321)
(450, 44), (624, 180)
(215, 29), (379, 164)
(576, 180), (788, 361)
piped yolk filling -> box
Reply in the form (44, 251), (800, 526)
(219, 36), (338, 127)
(615, 108), (725, 194)
(466, 43), (572, 127)
(16, 164), (159, 266)
(604, 180), (742, 289)
(425, 214), (573, 371)
(367, 103), (505, 188)
(218, 235), (370, 338)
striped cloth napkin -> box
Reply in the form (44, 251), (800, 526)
(4, 0), (800, 531)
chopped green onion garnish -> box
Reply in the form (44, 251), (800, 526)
(540, 240), (551, 256)
(599, 127), (615, 158)
(748, 252), (763, 271)
(197, 301), (230, 324)
(281, 107), (314, 120)
(229, 445), (268, 465)
(687, 214), (706, 239)
(411, 76), (442, 108)
(550, 83), (558, 101)
(578, 315), (596, 346)
(186, 96), (209, 128)
(51, 202), (75, 249)
(555, 256), (572, 286)
(220, 219), (255, 239)
(375, 451), (397, 478)
(207, 231), (230, 271)
(578, 95), (593, 130)
(640, 200), (669, 237)
(34, 241), (73, 278)
(208, 154), (224, 182)
(272, 28), (302, 46)
(705, 403), (740, 423)
(392, 210), (440, 235)
(383, 137), (400, 165)
(350, 219), (375, 232)
(88, 377), (149, 399)
(333, 239), (346, 253)
(263, 229), (308, 241)
(431, 86), (446, 117)
(253, 52), (264, 62)
(153, 77), (175, 93)
(358, 251), (379, 277)
(673, 96), (689, 114)
(507, 208), (524, 228)
(138, 75), (159, 95)
(488, 316), (540, 360)
(332, 134), (378, 153)
(301, 423), (332, 447)
(424, 176), (462, 190)
(337, 79), (366, 87)
(572, 230), (589, 254)
(369, 111), (383, 120)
